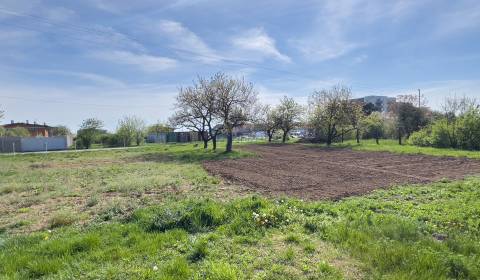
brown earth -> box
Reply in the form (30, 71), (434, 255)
(203, 144), (480, 200)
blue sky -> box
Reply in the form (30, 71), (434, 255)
(0, 0), (479, 131)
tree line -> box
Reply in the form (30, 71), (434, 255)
(75, 117), (173, 149)
(170, 72), (480, 151)
(2, 75), (478, 151)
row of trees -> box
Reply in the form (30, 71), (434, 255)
(254, 97), (303, 143)
(169, 73), (438, 151)
(76, 117), (172, 149)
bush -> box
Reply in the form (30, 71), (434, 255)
(99, 133), (122, 147)
(408, 129), (432, 147)
(457, 110), (480, 150)
(409, 109), (480, 150)
(429, 119), (452, 148)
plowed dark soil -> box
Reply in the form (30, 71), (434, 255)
(203, 144), (480, 200)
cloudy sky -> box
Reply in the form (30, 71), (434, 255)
(0, 0), (479, 131)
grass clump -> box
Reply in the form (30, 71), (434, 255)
(132, 199), (225, 233)
(48, 211), (77, 228)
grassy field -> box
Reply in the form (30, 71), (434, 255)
(0, 143), (251, 233)
(1, 141), (480, 279)
(332, 139), (480, 159)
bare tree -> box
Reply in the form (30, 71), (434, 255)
(170, 76), (222, 150)
(0, 105), (4, 121)
(308, 85), (352, 146)
(397, 93), (427, 108)
(276, 96), (303, 143)
(212, 73), (257, 152)
(253, 104), (279, 142)
(116, 116), (140, 147)
(132, 117), (147, 146)
(116, 116), (135, 147)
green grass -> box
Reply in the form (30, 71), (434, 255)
(2, 178), (480, 279)
(0, 142), (251, 233)
(2, 140), (480, 279)
(330, 139), (480, 159)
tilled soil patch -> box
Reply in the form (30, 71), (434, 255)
(203, 144), (480, 200)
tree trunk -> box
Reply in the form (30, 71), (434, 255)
(212, 136), (217, 151)
(326, 124), (332, 146)
(376, 137), (379, 145)
(267, 129), (273, 142)
(341, 128), (344, 143)
(226, 131), (233, 152)
(356, 128), (360, 144)
(398, 131), (402, 145)
(203, 139), (208, 149)
(282, 131), (288, 143)
(326, 133), (332, 146)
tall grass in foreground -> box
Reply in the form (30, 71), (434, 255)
(1, 178), (479, 279)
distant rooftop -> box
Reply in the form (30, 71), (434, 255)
(3, 120), (52, 128)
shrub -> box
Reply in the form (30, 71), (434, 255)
(457, 109), (480, 150)
(430, 119), (452, 148)
(408, 129), (432, 147)
(409, 109), (480, 151)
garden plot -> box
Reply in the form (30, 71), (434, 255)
(203, 144), (480, 200)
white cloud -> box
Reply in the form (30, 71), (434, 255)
(293, 0), (420, 61)
(87, 0), (208, 14)
(232, 28), (291, 63)
(91, 50), (177, 72)
(73, 26), (146, 52)
(42, 70), (126, 87)
(155, 20), (221, 63)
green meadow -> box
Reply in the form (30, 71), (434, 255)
(1, 142), (479, 279)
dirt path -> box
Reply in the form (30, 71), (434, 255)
(203, 144), (480, 200)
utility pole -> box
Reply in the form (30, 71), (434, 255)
(418, 89), (421, 108)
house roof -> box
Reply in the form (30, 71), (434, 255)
(3, 122), (52, 129)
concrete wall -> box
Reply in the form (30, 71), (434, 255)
(0, 136), (69, 153)
(20, 137), (68, 152)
